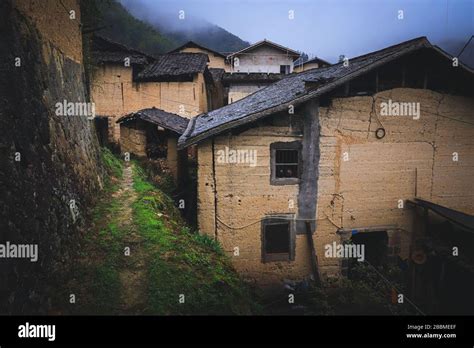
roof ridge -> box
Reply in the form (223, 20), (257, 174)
(346, 36), (430, 62)
(228, 39), (300, 58)
(168, 41), (227, 58)
(92, 35), (153, 59)
(178, 36), (472, 149)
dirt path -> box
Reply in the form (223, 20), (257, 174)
(114, 164), (148, 314)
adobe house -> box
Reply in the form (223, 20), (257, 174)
(90, 36), (214, 145)
(167, 41), (231, 108)
(168, 40), (231, 71)
(117, 107), (189, 183)
(222, 72), (283, 104)
(225, 39), (300, 103)
(178, 37), (474, 286)
(89, 36), (153, 144)
(294, 56), (331, 73)
(135, 52), (213, 117)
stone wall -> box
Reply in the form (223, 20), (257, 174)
(0, 0), (104, 313)
(196, 88), (474, 284)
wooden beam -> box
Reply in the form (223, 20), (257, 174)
(305, 221), (321, 285)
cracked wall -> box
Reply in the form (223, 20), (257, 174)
(318, 88), (474, 276)
(90, 64), (209, 143)
(197, 87), (474, 284)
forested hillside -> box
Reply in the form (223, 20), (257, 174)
(81, 0), (249, 56)
(81, 0), (177, 55)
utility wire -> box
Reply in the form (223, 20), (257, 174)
(457, 35), (473, 57)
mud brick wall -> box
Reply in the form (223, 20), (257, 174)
(0, 0), (103, 313)
(178, 46), (229, 71)
(91, 64), (209, 143)
(197, 88), (474, 284)
(120, 125), (147, 157)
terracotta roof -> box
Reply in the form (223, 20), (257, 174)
(179, 37), (473, 148)
(117, 107), (189, 135)
(136, 53), (209, 82)
(91, 35), (152, 65)
(168, 41), (227, 58)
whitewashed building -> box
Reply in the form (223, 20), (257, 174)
(224, 39), (300, 103)
(228, 39), (300, 74)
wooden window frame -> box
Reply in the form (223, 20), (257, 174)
(270, 141), (302, 185)
(280, 65), (291, 74)
(261, 215), (296, 263)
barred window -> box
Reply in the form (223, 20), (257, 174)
(270, 141), (301, 185)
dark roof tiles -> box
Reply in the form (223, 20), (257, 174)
(91, 35), (151, 65)
(179, 36), (472, 148)
(136, 53), (209, 82)
(117, 107), (189, 135)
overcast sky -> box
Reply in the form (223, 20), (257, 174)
(120, 0), (473, 63)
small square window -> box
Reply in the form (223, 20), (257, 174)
(280, 65), (291, 74)
(262, 217), (295, 262)
(270, 141), (301, 185)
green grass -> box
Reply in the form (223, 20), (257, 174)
(60, 154), (260, 315)
(132, 163), (155, 194)
(130, 162), (260, 315)
(91, 262), (121, 314)
(101, 147), (124, 179)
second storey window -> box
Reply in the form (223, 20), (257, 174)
(275, 149), (298, 178)
(270, 141), (301, 185)
(280, 65), (291, 74)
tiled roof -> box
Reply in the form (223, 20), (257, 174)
(295, 56), (331, 68)
(91, 35), (151, 65)
(168, 41), (227, 58)
(117, 107), (189, 135)
(227, 39), (300, 59)
(179, 37), (473, 148)
(136, 53), (209, 82)
(222, 72), (284, 84)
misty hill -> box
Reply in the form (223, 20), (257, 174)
(82, 0), (177, 55)
(82, 0), (249, 56)
(119, 0), (250, 53)
(159, 26), (250, 54)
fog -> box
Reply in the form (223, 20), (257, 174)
(120, 0), (473, 65)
